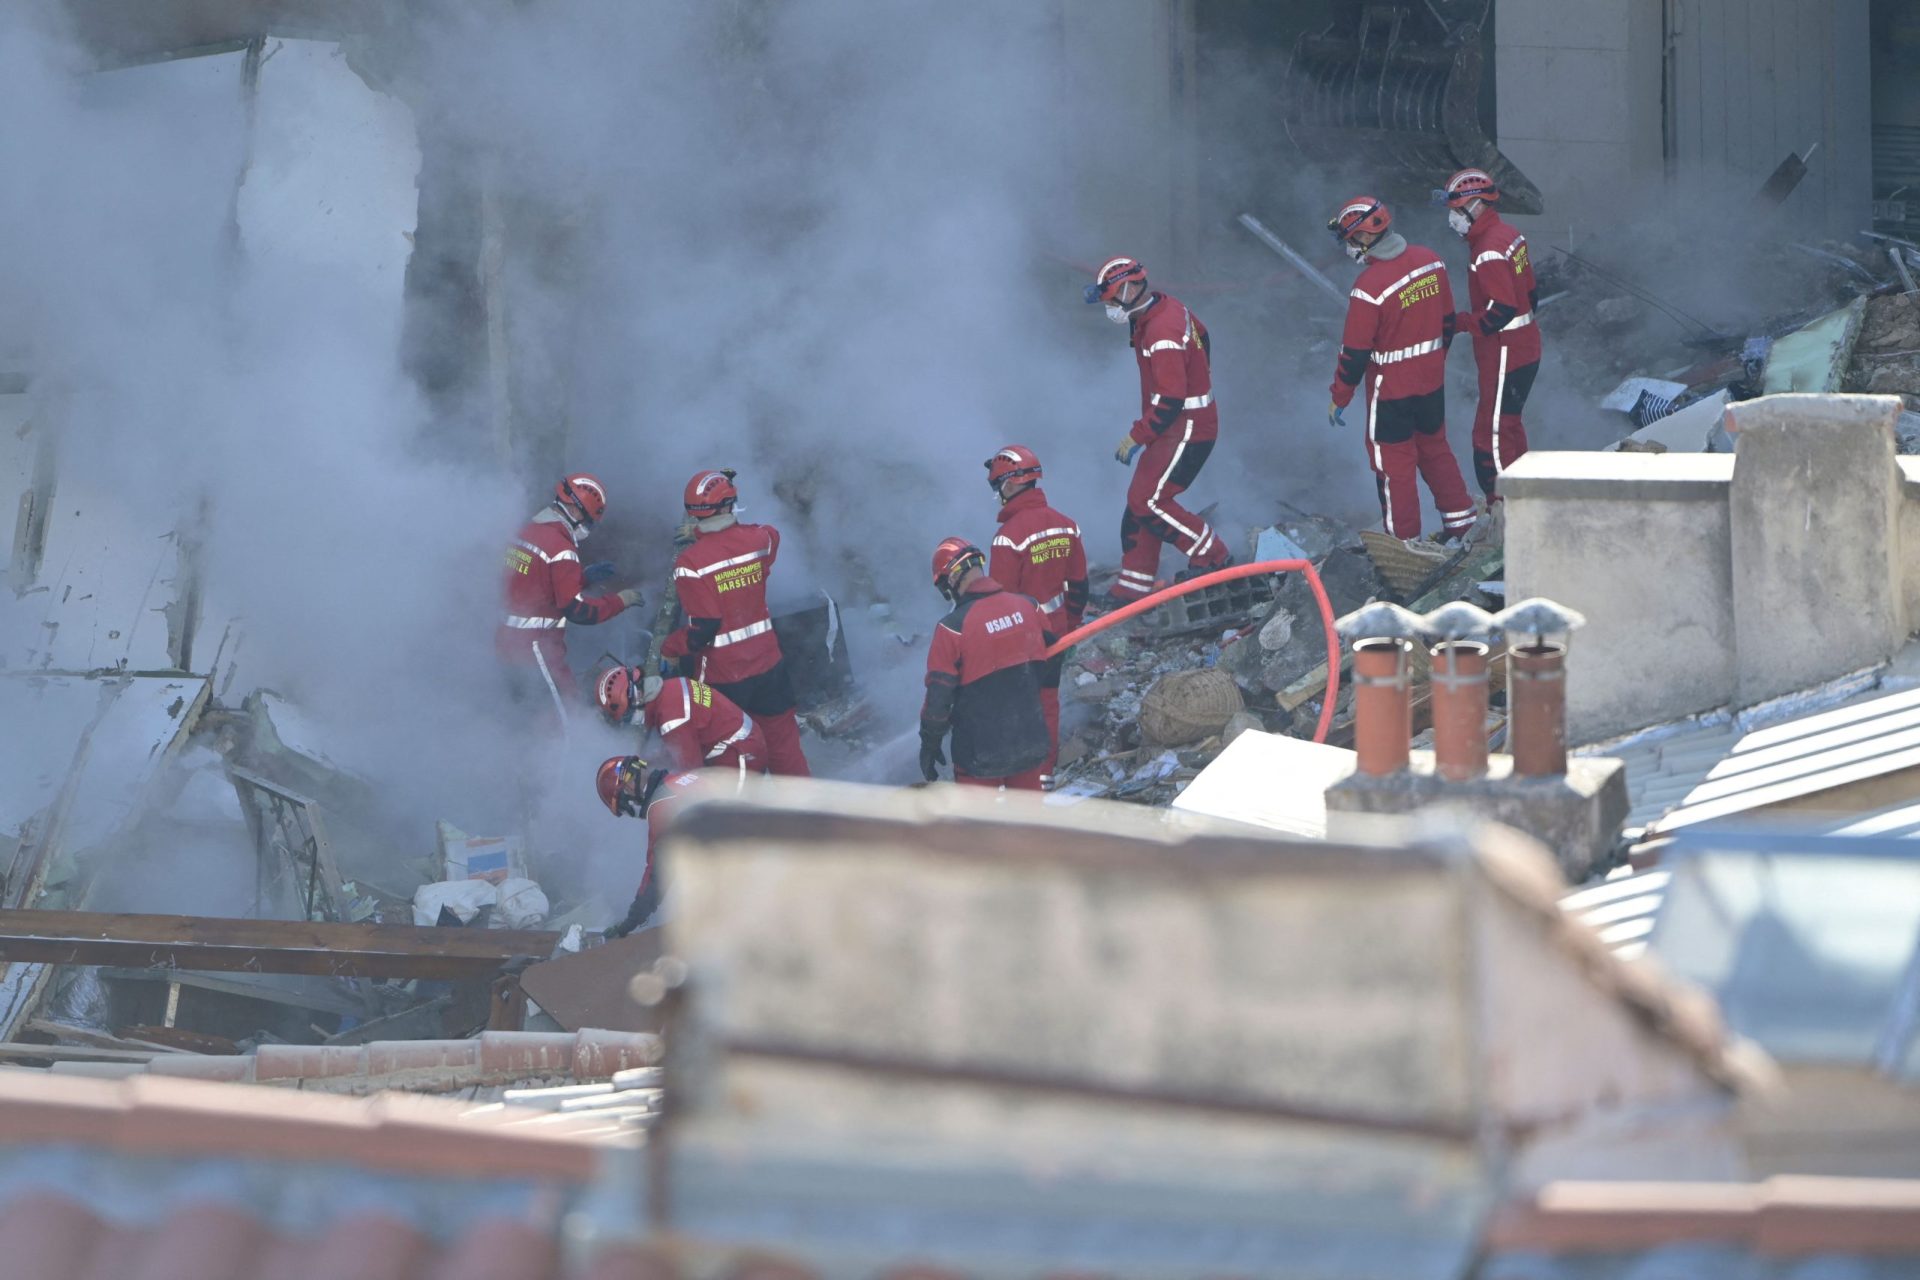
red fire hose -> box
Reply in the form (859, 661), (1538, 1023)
(1044, 559), (1342, 745)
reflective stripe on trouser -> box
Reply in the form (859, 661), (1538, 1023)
(1471, 350), (1538, 498)
(1113, 420), (1226, 598)
(529, 639), (571, 735)
(708, 724), (768, 773)
(1364, 377), (1475, 539)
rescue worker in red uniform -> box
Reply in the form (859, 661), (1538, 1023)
(1085, 257), (1231, 606)
(1327, 198), (1478, 543)
(984, 445), (1087, 788)
(1438, 168), (1539, 504)
(660, 469), (812, 777)
(919, 537), (1052, 791)
(498, 474), (642, 724)
(595, 665), (768, 775)
(596, 756), (739, 938)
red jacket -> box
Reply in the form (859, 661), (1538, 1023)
(1458, 210), (1542, 364)
(1127, 292), (1218, 446)
(920, 577), (1050, 777)
(1330, 241), (1456, 406)
(645, 677), (755, 773)
(662, 521), (784, 684)
(989, 486), (1088, 632)
(497, 515), (627, 665)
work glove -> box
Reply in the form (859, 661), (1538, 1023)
(673, 519), (698, 547)
(1114, 431), (1143, 466)
(616, 587), (645, 608)
(919, 735), (947, 782)
(1328, 400), (1347, 430)
(582, 560), (616, 585)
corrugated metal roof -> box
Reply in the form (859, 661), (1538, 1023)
(1576, 667), (1914, 835)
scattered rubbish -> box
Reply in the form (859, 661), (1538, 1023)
(1600, 376), (1688, 415)
(1756, 145), (1814, 208)
(1608, 389), (1732, 454)
(413, 879), (497, 927)
(1358, 530), (1453, 598)
(437, 822), (527, 885)
(495, 878), (551, 930)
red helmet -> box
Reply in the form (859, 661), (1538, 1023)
(1085, 256), (1148, 306)
(1327, 196), (1392, 245)
(595, 665), (641, 725)
(1439, 168), (1499, 209)
(931, 536), (985, 601)
(556, 473), (608, 527)
(596, 754), (648, 816)
(984, 445), (1043, 497)
(683, 468), (738, 518)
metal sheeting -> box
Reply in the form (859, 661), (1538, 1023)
(1665, 0), (1873, 236)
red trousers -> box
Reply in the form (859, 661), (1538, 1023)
(1113, 421), (1228, 600)
(956, 767), (1045, 791)
(755, 707), (812, 777)
(708, 725), (769, 774)
(1470, 344), (1537, 499)
(1363, 382), (1475, 540)
(1039, 687), (1060, 787)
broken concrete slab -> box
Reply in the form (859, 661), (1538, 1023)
(1763, 296), (1868, 394)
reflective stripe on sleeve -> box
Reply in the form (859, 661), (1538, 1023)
(505, 615), (566, 629)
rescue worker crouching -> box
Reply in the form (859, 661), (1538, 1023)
(1325, 198), (1477, 545)
(1084, 256), (1231, 608)
(595, 664), (769, 775)
(498, 473), (643, 725)
(919, 537), (1052, 791)
(660, 469), (812, 777)
(595, 755), (720, 939)
(984, 445), (1087, 789)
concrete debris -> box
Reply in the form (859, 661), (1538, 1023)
(1763, 295), (1868, 393)
(1593, 296), (1642, 332)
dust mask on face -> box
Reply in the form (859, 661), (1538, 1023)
(1448, 208), (1472, 237)
(1343, 241), (1368, 264)
(1105, 302), (1128, 324)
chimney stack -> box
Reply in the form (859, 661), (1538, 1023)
(1492, 598), (1588, 779)
(1335, 602), (1426, 777)
(1422, 602), (1498, 782)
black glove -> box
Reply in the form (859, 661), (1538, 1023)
(919, 735), (947, 782)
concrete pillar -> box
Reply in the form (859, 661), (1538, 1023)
(1503, 452), (1735, 744)
(1728, 394), (1905, 705)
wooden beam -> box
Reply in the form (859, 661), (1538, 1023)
(0, 910), (559, 981)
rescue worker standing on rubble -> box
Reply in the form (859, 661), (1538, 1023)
(984, 445), (1087, 788)
(594, 665), (768, 775)
(1327, 197), (1478, 544)
(1439, 168), (1539, 508)
(1085, 256), (1231, 607)
(919, 537), (1052, 791)
(661, 469), (811, 776)
(595, 755), (737, 938)
(499, 474), (642, 724)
